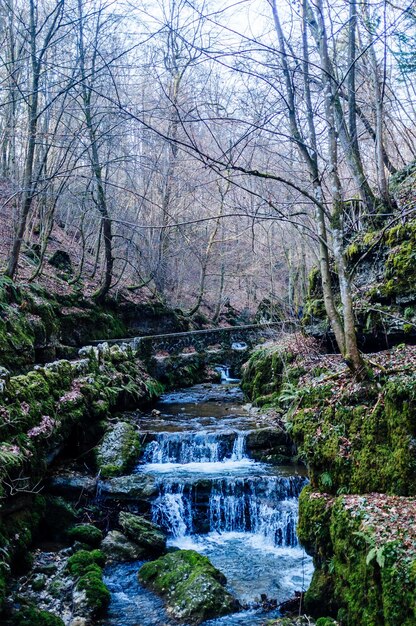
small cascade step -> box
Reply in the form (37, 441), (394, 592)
(151, 474), (307, 544)
(102, 382), (314, 625)
(143, 431), (247, 464)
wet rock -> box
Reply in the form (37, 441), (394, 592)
(99, 474), (157, 500)
(246, 427), (295, 464)
(47, 473), (98, 497)
(95, 421), (140, 478)
(101, 530), (145, 562)
(118, 512), (166, 556)
(246, 427), (289, 450)
(70, 618), (88, 626)
(138, 549), (238, 624)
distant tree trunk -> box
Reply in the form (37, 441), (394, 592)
(306, 0), (377, 214)
(188, 216), (221, 317)
(316, 0), (366, 376)
(272, 0), (367, 377)
(5, 0), (63, 279)
(213, 263), (225, 324)
(6, 1), (40, 279)
(362, 0), (390, 204)
(77, 0), (113, 301)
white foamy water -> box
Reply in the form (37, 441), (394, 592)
(103, 382), (313, 625)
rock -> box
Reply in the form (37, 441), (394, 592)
(95, 421), (140, 478)
(118, 512), (166, 556)
(99, 474), (157, 500)
(67, 524), (103, 547)
(101, 530), (145, 562)
(47, 473), (98, 496)
(138, 549), (238, 624)
(246, 427), (296, 464)
(70, 618), (88, 626)
(31, 573), (47, 591)
(48, 249), (73, 273)
(246, 427), (289, 450)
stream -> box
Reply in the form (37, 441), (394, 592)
(102, 378), (313, 625)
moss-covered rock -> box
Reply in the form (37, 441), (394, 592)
(77, 569), (110, 614)
(11, 606), (65, 626)
(95, 422), (140, 478)
(0, 344), (156, 502)
(67, 524), (103, 547)
(101, 530), (144, 562)
(66, 549), (106, 577)
(118, 512), (166, 555)
(66, 548), (110, 616)
(290, 366), (416, 496)
(138, 550), (238, 624)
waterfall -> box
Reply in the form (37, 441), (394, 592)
(215, 365), (240, 383)
(150, 475), (306, 547)
(144, 431), (248, 464)
(231, 433), (246, 461)
(152, 483), (193, 537)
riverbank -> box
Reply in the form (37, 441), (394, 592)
(2, 379), (317, 626)
(242, 335), (416, 624)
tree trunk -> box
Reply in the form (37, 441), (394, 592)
(77, 0), (113, 302)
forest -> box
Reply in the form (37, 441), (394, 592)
(1, 0), (416, 625)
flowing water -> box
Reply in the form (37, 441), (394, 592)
(103, 381), (313, 625)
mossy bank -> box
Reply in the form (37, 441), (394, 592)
(0, 341), (159, 615)
(242, 337), (416, 624)
(0, 276), (188, 373)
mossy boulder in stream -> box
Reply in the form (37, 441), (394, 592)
(101, 530), (145, 562)
(118, 512), (166, 555)
(138, 550), (238, 624)
(95, 421), (140, 477)
(66, 549), (110, 615)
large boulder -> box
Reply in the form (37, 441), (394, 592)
(138, 550), (238, 624)
(95, 422), (140, 478)
(101, 530), (144, 562)
(118, 512), (166, 556)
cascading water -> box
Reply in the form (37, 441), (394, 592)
(104, 381), (313, 626)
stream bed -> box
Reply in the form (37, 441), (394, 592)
(102, 381), (313, 625)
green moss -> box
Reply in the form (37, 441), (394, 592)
(298, 487), (333, 563)
(382, 221), (416, 299)
(11, 607), (65, 626)
(139, 550), (236, 624)
(288, 372), (416, 495)
(299, 490), (416, 625)
(345, 241), (361, 260)
(67, 524), (103, 547)
(66, 549), (106, 577)
(77, 570), (111, 614)
(304, 569), (336, 617)
(241, 344), (294, 403)
(95, 421), (140, 478)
